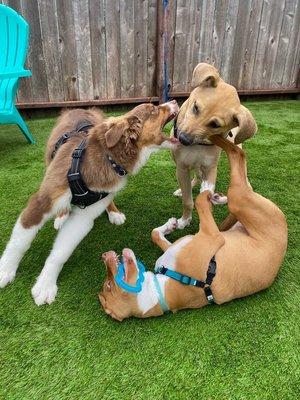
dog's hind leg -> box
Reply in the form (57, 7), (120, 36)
(0, 192), (52, 288)
(151, 218), (178, 251)
(31, 195), (113, 305)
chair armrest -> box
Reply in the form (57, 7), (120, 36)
(0, 69), (32, 79)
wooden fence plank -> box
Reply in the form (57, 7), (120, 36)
(198, 0), (216, 64)
(89, 0), (107, 99)
(167, 0), (177, 92)
(37, 0), (64, 101)
(272, 0), (297, 88)
(56, 0), (79, 100)
(211, 0), (229, 71)
(105, 0), (121, 98)
(229, 0), (252, 87)
(134, 0), (148, 96)
(220, 0), (238, 82)
(120, 0), (134, 98)
(73, 0), (93, 100)
(239, 0), (264, 89)
(147, 0), (157, 97)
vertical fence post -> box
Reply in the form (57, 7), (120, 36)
(157, 0), (170, 104)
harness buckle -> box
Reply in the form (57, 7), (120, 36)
(180, 275), (191, 285)
(73, 148), (84, 158)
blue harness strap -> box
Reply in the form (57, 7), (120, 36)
(153, 274), (169, 313)
(155, 256), (217, 304)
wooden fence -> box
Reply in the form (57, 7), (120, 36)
(1, 0), (300, 107)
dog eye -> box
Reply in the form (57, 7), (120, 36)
(208, 120), (221, 129)
(193, 102), (200, 115)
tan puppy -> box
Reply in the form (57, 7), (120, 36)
(172, 63), (257, 229)
(99, 136), (287, 321)
(0, 101), (179, 305)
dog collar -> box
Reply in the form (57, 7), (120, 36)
(115, 259), (146, 293)
(107, 155), (127, 177)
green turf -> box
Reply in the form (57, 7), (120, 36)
(0, 100), (299, 399)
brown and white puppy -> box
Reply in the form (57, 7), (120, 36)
(0, 101), (179, 305)
(171, 63), (257, 229)
(99, 136), (287, 321)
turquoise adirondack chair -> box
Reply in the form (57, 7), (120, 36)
(0, 4), (35, 144)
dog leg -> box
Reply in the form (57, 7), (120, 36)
(106, 201), (126, 225)
(200, 164), (227, 205)
(176, 167), (193, 229)
(173, 176), (199, 197)
(54, 211), (69, 230)
(31, 196), (113, 305)
(0, 192), (52, 288)
(151, 218), (178, 251)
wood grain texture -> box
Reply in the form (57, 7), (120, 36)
(105, 0), (121, 98)
(89, 0), (107, 99)
(1, 0), (299, 106)
(37, 0), (64, 101)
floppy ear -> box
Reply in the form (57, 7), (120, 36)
(233, 105), (257, 144)
(123, 252), (138, 284)
(191, 63), (220, 89)
(105, 122), (125, 148)
(126, 115), (142, 142)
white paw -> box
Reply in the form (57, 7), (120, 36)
(107, 211), (126, 225)
(200, 181), (215, 194)
(164, 217), (178, 234)
(211, 193), (228, 205)
(173, 188), (182, 197)
(0, 268), (16, 288)
(177, 216), (192, 229)
(54, 214), (69, 230)
(31, 280), (58, 306)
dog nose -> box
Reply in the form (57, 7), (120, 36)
(178, 132), (193, 146)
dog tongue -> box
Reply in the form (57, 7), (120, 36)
(169, 137), (179, 143)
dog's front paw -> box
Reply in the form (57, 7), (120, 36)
(177, 216), (192, 229)
(211, 193), (227, 205)
(31, 280), (58, 306)
(54, 213), (69, 230)
(173, 188), (182, 197)
(108, 211), (126, 225)
(0, 267), (16, 288)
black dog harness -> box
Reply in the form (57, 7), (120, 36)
(155, 255), (217, 304)
(52, 121), (127, 208)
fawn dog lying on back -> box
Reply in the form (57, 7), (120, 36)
(100, 136), (287, 321)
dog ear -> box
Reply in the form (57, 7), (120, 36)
(191, 63), (220, 89)
(105, 122), (125, 148)
(233, 105), (257, 144)
(123, 252), (138, 285)
(125, 115), (142, 142)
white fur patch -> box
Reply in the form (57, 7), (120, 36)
(200, 180), (215, 194)
(137, 272), (168, 314)
(131, 146), (159, 175)
(173, 188), (182, 197)
(155, 235), (193, 272)
(54, 213), (69, 230)
(177, 216), (192, 229)
(107, 211), (126, 225)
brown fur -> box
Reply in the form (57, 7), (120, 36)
(21, 102), (178, 229)
(100, 137), (287, 321)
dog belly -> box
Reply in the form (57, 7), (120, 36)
(155, 236), (193, 270)
(173, 146), (220, 170)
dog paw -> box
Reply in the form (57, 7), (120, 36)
(31, 280), (58, 306)
(54, 214), (69, 230)
(173, 188), (182, 197)
(177, 217), (192, 229)
(164, 217), (178, 234)
(211, 193), (228, 205)
(0, 268), (16, 288)
(108, 211), (126, 225)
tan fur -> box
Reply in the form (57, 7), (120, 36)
(172, 62), (257, 223)
(99, 137), (287, 320)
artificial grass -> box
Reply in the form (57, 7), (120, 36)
(0, 100), (299, 399)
